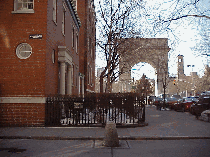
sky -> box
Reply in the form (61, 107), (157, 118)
(95, 0), (210, 80)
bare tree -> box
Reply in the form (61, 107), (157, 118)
(152, 0), (210, 55)
(95, 0), (143, 93)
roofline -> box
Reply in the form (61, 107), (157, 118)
(65, 0), (81, 30)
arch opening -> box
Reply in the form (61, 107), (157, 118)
(131, 62), (157, 96)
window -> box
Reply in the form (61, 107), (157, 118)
(62, 10), (65, 35)
(76, 34), (78, 54)
(90, 67), (92, 86)
(16, 43), (32, 59)
(62, 3), (66, 36)
(72, 28), (75, 48)
(12, 0), (34, 14)
(87, 65), (90, 85)
(53, 0), (57, 24)
(72, 64), (74, 86)
(76, 65), (78, 88)
(52, 49), (55, 63)
(87, 65), (92, 86)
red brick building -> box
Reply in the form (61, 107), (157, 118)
(77, 0), (96, 95)
(0, 0), (95, 126)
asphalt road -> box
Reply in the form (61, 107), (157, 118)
(126, 105), (210, 137)
(0, 139), (210, 157)
(0, 106), (210, 157)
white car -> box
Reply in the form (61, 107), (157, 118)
(200, 110), (210, 122)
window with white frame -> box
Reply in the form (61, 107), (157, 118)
(62, 3), (66, 36)
(90, 39), (93, 59)
(72, 64), (74, 86)
(76, 34), (78, 54)
(62, 11), (65, 35)
(12, 0), (34, 13)
(87, 65), (90, 85)
(87, 65), (92, 86)
(76, 65), (78, 87)
(53, 0), (57, 24)
(72, 28), (75, 48)
(90, 67), (92, 86)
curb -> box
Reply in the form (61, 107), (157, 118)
(1, 122), (148, 128)
(1, 136), (210, 140)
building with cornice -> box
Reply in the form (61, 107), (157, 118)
(77, 0), (96, 95)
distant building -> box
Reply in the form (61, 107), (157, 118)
(95, 67), (106, 93)
(177, 54), (185, 79)
(97, 67), (105, 78)
(167, 55), (204, 97)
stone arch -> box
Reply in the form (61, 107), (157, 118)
(118, 38), (170, 95)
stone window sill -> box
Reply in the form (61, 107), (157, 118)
(12, 10), (35, 14)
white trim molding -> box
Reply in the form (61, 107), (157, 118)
(0, 97), (46, 104)
(58, 46), (73, 65)
(86, 89), (95, 93)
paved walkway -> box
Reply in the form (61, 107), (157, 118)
(0, 106), (210, 140)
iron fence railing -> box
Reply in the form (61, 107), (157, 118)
(45, 93), (145, 127)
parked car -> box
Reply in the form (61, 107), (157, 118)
(167, 97), (180, 109)
(193, 96), (210, 117)
(171, 95), (182, 99)
(153, 97), (163, 106)
(174, 97), (197, 112)
(200, 110), (210, 122)
(174, 98), (184, 111)
(159, 98), (170, 108)
(148, 96), (156, 105)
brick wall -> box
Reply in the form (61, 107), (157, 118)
(77, 0), (96, 94)
(46, 0), (80, 96)
(0, 103), (45, 126)
(0, 0), (47, 126)
(0, 0), (48, 96)
(0, 0), (81, 126)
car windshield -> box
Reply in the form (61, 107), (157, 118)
(172, 95), (181, 99)
(184, 98), (193, 102)
(191, 97), (198, 102)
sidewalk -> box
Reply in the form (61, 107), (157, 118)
(1, 126), (210, 141)
(1, 106), (210, 140)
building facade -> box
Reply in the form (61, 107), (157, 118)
(77, 0), (96, 95)
(0, 0), (95, 126)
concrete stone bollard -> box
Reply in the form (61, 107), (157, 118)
(102, 121), (119, 147)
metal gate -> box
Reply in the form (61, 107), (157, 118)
(45, 93), (145, 127)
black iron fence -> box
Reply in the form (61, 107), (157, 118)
(45, 93), (145, 127)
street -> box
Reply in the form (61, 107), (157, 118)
(0, 106), (210, 157)
(1, 139), (210, 157)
